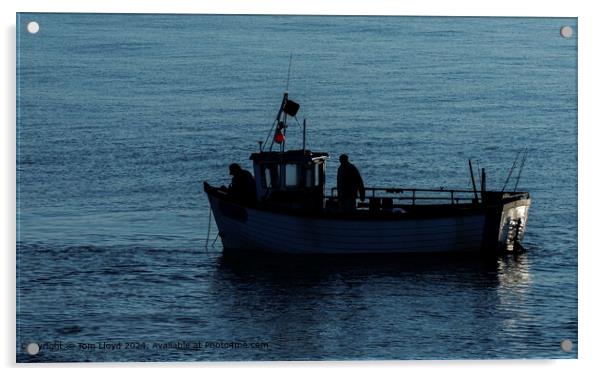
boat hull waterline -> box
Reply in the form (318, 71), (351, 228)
(205, 186), (530, 255)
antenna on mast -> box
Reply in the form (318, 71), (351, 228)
(286, 53), (293, 92)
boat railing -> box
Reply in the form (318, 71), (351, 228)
(329, 187), (479, 205)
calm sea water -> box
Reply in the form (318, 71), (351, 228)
(16, 14), (577, 361)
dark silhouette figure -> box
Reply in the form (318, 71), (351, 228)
(337, 154), (365, 212)
(228, 163), (257, 204)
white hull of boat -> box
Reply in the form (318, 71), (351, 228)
(207, 194), (529, 255)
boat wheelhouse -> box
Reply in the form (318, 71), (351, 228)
(250, 150), (328, 212)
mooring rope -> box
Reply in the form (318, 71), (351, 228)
(204, 209), (212, 251)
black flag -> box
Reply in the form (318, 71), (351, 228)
(283, 99), (300, 117)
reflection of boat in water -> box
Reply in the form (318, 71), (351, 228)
(203, 92), (530, 255)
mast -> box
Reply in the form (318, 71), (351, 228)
(302, 118), (307, 152)
(266, 91), (299, 152)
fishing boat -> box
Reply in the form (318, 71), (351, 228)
(203, 92), (531, 255)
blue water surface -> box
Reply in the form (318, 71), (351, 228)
(16, 14), (577, 361)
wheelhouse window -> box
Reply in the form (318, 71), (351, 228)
(305, 163), (320, 187)
(259, 161), (324, 190)
(285, 164), (300, 187)
(261, 164), (280, 189)
(305, 167), (314, 187)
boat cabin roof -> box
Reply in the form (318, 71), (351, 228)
(250, 149), (329, 164)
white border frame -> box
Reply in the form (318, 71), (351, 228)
(4, 1), (600, 375)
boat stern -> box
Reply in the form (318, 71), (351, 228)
(495, 193), (531, 252)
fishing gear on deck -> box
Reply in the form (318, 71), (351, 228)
(502, 148), (527, 193)
(513, 149), (529, 192)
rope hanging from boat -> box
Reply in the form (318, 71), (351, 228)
(204, 209), (212, 252)
(211, 232), (219, 247)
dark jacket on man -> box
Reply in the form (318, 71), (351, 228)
(229, 164), (257, 204)
(337, 159), (365, 201)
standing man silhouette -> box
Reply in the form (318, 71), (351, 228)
(337, 154), (365, 212)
